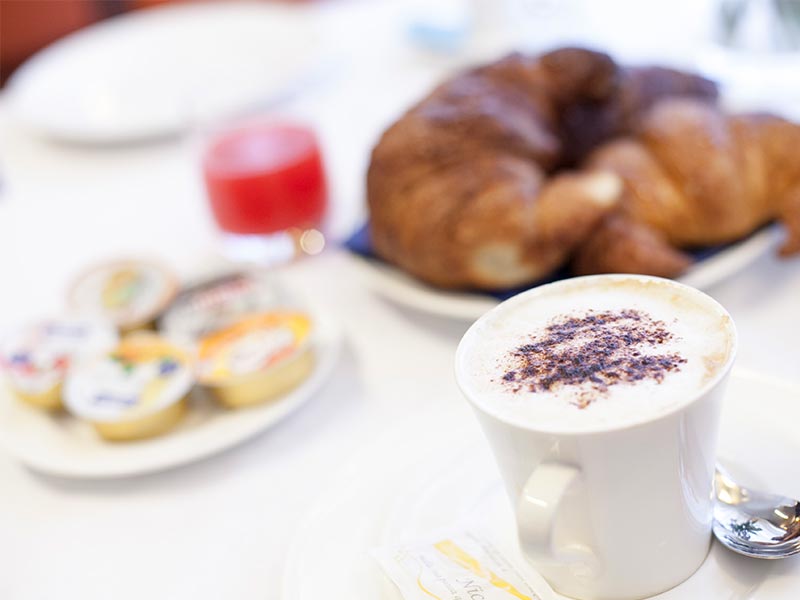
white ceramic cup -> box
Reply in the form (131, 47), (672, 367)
(455, 275), (737, 600)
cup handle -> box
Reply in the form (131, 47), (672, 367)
(517, 463), (595, 565)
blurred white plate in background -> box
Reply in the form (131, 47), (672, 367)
(5, 2), (320, 143)
(0, 303), (341, 479)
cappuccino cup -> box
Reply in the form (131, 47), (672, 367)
(455, 275), (737, 600)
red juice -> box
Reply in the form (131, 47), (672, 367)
(203, 123), (327, 235)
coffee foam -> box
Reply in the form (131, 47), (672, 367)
(456, 276), (735, 432)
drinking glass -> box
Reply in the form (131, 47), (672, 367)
(202, 119), (328, 265)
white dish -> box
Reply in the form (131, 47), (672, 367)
(5, 2), (319, 143)
(283, 368), (800, 600)
(354, 225), (780, 321)
(0, 305), (341, 479)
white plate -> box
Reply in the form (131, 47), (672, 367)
(5, 2), (319, 143)
(354, 225), (780, 321)
(283, 368), (800, 600)
(0, 305), (341, 479)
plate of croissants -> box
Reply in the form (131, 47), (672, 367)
(350, 46), (796, 320)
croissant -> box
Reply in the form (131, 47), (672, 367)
(573, 98), (800, 277)
(367, 47), (717, 289)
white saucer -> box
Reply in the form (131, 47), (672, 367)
(355, 225), (780, 321)
(0, 305), (341, 479)
(283, 368), (800, 599)
(6, 2), (319, 144)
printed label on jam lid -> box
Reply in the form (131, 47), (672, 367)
(1, 318), (118, 394)
(68, 260), (177, 329)
(64, 334), (193, 422)
(197, 312), (311, 383)
(159, 271), (286, 341)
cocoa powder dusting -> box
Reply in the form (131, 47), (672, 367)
(499, 309), (686, 408)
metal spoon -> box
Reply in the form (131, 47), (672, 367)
(713, 465), (800, 559)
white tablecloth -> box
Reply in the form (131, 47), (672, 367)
(1, 1), (799, 598)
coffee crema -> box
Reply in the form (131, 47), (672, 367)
(456, 276), (735, 432)
(501, 308), (688, 408)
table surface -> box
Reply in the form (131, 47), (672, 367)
(2, 1), (799, 598)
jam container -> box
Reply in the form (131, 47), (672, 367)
(68, 259), (178, 333)
(64, 333), (193, 441)
(1, 317), (117, 410)
(158, 270), (286, 342)
(196, 311), (313, 408)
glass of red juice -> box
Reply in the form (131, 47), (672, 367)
(203, 121), (327, 264)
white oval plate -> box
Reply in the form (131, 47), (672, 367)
(5, 2), (319, 144)
(353, 225), (780, 321)
(0, 306), (341, 479)
(283, 368), (800, 600)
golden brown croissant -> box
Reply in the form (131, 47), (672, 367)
(367, 48), (717, 289)
(574, 98), (800, 276)
(559, 65), (718, 166)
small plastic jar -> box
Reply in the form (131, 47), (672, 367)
(1, 317), (117, 410)
(64, 332), (194, 441)
(68, 259), (179, 333)
(196, 311), (314, 408)
(158, 270), (288, 342)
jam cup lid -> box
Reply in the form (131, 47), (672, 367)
(1, 317), (117, 395)
(158, 270), (288, 342)
(196, 311), (312, 386)
(68, 259), (178, 330)
(64, 333), (193, 423)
